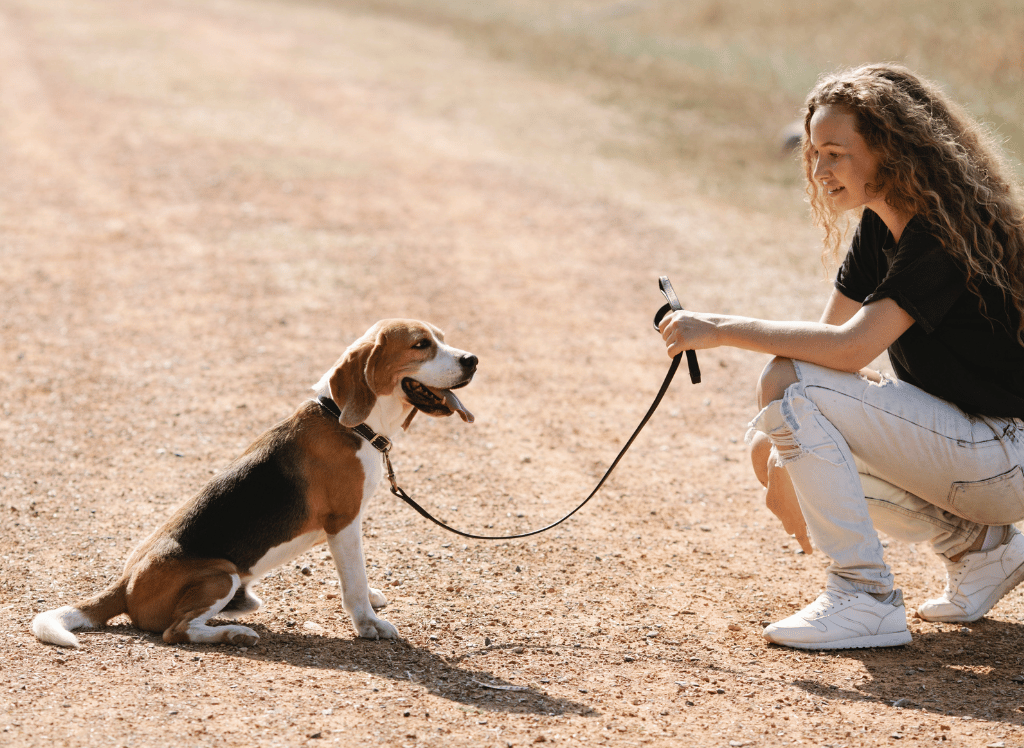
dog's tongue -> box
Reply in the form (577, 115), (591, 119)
(434, 386), (474, 423)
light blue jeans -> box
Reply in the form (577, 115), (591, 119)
(749, 361), (1024, 595)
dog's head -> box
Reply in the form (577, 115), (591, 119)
(320, 319), (477, 428)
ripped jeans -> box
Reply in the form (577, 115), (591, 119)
(749, 361), (1024, 595)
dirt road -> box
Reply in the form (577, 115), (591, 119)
(3, 1), (1023, 746)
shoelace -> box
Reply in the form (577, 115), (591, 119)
(807, 589), (855, 615)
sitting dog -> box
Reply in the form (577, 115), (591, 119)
(32, 319), (477, 648)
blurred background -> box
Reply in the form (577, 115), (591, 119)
(337, 0), (1024, 211)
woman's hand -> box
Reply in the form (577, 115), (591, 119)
(658, 310), (720, 359)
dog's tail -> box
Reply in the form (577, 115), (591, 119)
(31, 581), (128, 648)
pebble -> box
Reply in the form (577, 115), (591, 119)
(727, 624), (741, 632)
(303, 621), (325, 633)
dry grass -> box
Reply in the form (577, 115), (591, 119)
(328, 0), (1024, 213)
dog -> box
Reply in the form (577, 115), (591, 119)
(31, 319), (477, 648)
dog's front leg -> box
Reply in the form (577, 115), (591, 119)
(327, 520), (398, 640)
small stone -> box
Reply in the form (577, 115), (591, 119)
(300, 566), (312, 576)
(727, 624), (741, 632)
(892, 698), (910, 708)
(485, 637), (491, 646)
(623, 654), (635, 662)
(303, 621), (325, 633)
(513, 646), (524, 654)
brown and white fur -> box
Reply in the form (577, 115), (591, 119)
(32, 319), (477, 648)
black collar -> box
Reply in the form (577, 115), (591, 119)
(315, 396), (392, 454)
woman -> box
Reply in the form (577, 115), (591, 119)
(659, 63), (1024, 650)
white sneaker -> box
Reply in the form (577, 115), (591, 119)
(763, 587), (912, 650)
(917, 525), (1024, 623)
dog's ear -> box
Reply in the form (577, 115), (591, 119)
(328, 329), (388, 427)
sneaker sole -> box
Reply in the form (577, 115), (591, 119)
(764, 629), (912, 650)
(917, 558), (1024, 623)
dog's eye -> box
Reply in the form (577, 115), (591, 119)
(412, 339), (432, 350)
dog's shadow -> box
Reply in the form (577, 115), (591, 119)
(124, 622), (592, 717)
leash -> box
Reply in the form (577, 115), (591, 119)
(330, 277), (699, 541)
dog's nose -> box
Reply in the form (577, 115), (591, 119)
(460, 353), (478, 369)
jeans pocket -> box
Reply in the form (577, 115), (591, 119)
(948, 465), (1024, 524)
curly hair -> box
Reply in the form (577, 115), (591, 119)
(801, 63), (1024, 344)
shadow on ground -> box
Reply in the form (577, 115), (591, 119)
(788, 619), (1024, 724)
(103, 623), (595, 717)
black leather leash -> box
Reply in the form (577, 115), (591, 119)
(331, 277), (699, 541)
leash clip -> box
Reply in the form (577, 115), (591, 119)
(383, 452), (399, 492)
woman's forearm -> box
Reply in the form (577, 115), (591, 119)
(660, 298), (914, 373)
(710, 315), (876, 372)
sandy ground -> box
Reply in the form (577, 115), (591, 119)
(3, 1), (1024, 746)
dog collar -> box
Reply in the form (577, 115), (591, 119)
(315, 396), (393, 454)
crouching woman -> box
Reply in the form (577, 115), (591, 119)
(660, 63), (1024, 650)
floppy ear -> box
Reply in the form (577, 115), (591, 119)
(328, 331), (388, 427)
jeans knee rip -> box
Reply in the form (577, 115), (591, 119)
(748, 385), (848, 468)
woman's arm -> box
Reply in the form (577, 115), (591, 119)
(659, 290), (914, 373)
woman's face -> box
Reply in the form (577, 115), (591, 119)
(808, 106), (884, 214)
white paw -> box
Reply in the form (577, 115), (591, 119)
(225, 625), (259, 647)
(368, 588), (388, 609)
(354, 615), (399, 640)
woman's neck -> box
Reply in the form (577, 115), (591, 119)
(870, 202), (913, 243)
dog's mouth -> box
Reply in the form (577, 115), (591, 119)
(401, 378), (475, 423)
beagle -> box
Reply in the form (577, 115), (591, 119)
(32, 319), (477, 648)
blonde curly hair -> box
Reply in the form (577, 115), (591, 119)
(802, 63), (1024, 345)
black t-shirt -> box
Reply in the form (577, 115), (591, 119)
(835, 209), (1024, 418)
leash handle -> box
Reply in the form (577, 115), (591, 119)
(655, 276), (701, 384)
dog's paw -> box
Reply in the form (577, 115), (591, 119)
(368, 588), (388, 610)
(226, 626), (259, 647)
(354, 615), (399, 640)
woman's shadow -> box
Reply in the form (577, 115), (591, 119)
(788, 618), (1024, 724)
